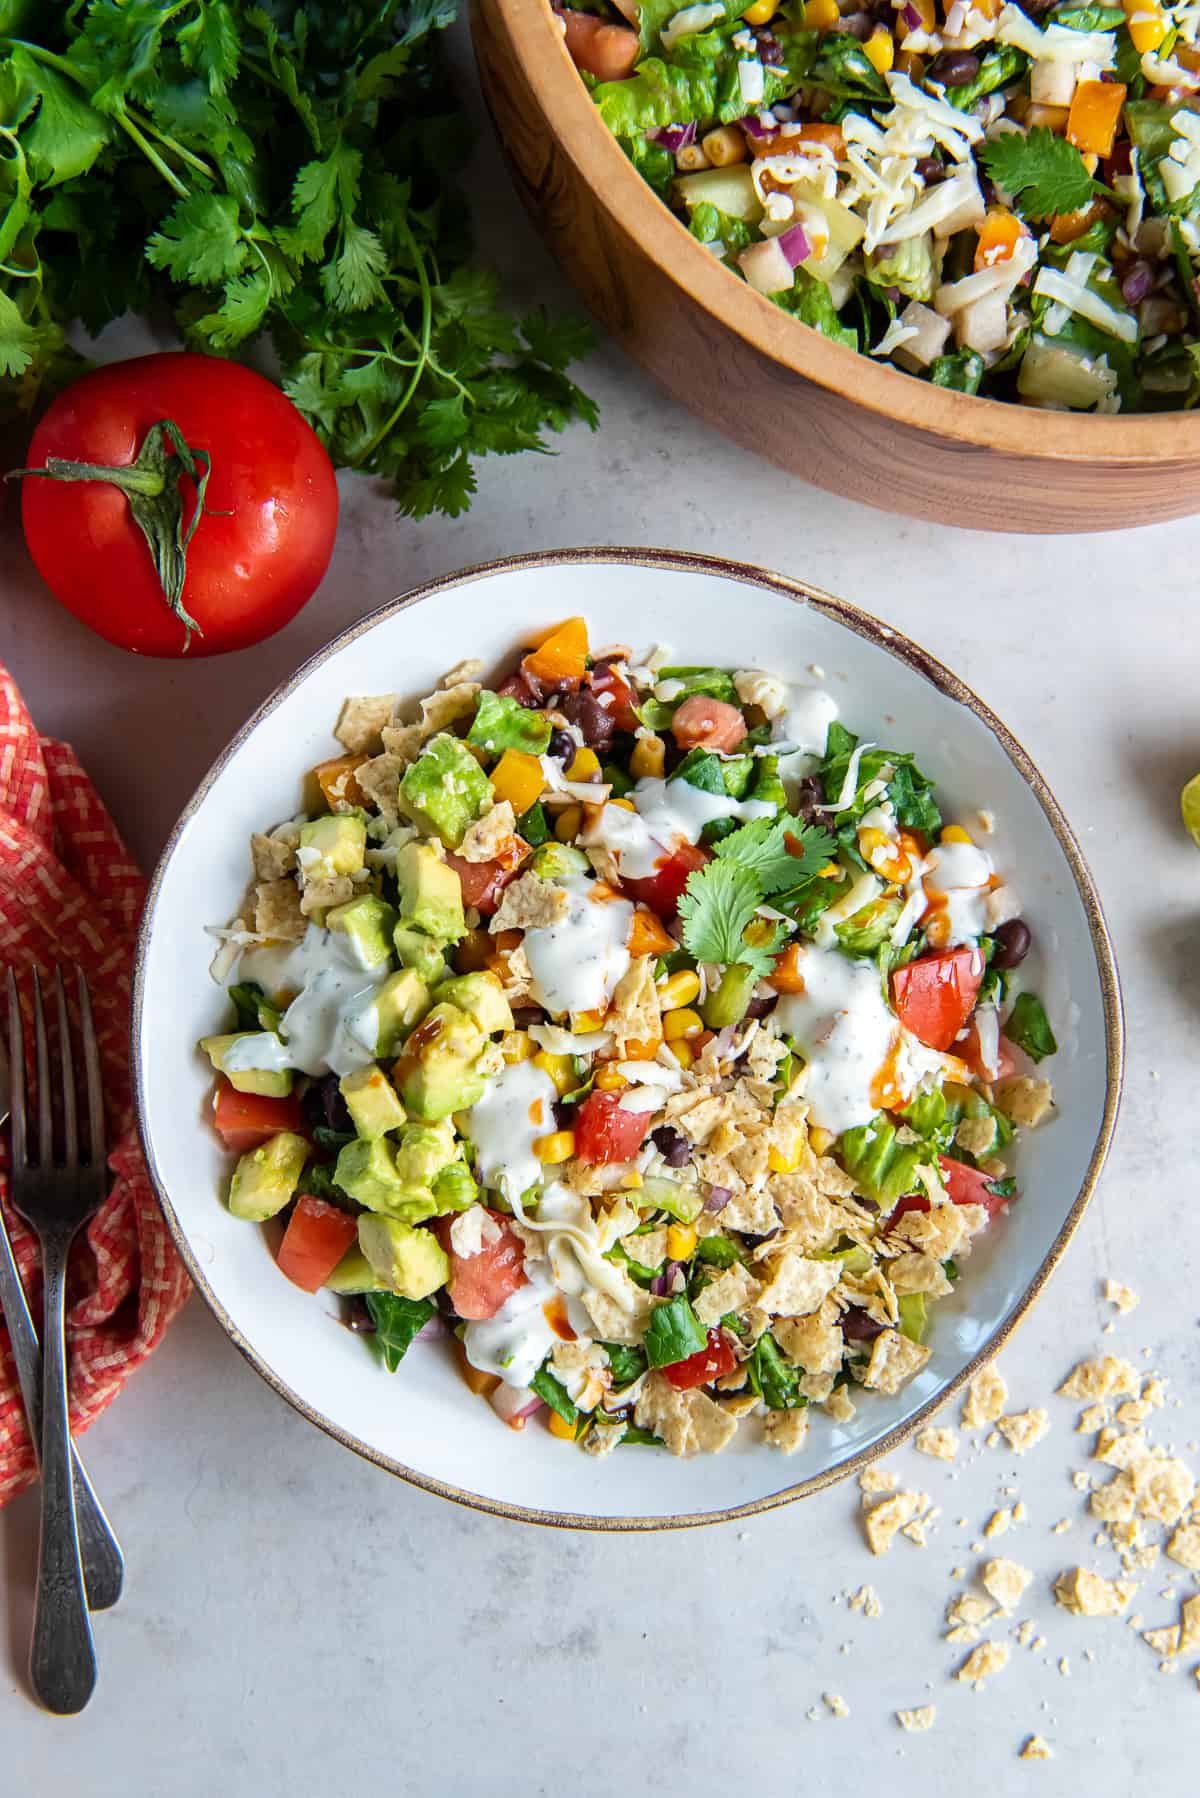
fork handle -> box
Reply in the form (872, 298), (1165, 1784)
(0, 1209), (123, 1609)
(30, 1228), (96, 1714)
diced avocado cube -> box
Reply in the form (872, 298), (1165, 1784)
(374, 968), (431, 1059)
(298, 811), (367, 879)
(467, 690), (553, 756)
(392, 1003), (487, 1120)
(393, 1121), (458, 1186)
(398, 735), (492, 849)
(339, 1066), (407, 1139)
(357, 1215), (449, 1300)
(199, 1033), (293, 1098)
(334, 1136), (406, 1211)
(431, 1159), (477, 1213)
(433, 971), (513, 1036)
(394, 926), (450, 982)
(529, 842), (589, 880)
(327, 894), (398, 968)
(395, 840), (466, 942)
(228, 1130), (308, 1221)
(324, 1245), (387, 1295)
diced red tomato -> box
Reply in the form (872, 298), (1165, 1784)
(436, 1208), (527, 1320)
(558, 8), (640, 79)
(276, 1195), (358, 1293)
(444, 837), (530, 916)
(589, 662), (640, 732)
(212, 1079), (306, 1154)
(663, 1328), (738, 1390)
(885, 1192), (931, 1227)
(670, 694), (748, 752)
(891, 946), (984, 1053)
(939, 1154), (1013, 1220)
(958, 1021), (1018, 1084)
(497, 669), (543, 708)
(574, 1089), (653, 1165)
(622, 841), (708, 919)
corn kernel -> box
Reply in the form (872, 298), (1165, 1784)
(555, 803), (583, 842)
(573, 1009), (606, 1031)
(663, 1006), (703, 1041)
(501, 1030), (536, 1064)
(804, 0), (839, 27)
(940, 824), (973, 845)
(547, 1408), (576, 1440)
(620, 1169), (644, 1190)
(863, 25), (894, 73)
(610, 796), (636, 811)
(657, 969), (701, 1010)
(742, 0), (779, 20)
(533, 1130), (575, 1165)
(668, 1038), (695, 1071)
(768, 1144), (803, 1174)
(490, 748), (544, 814)
(858, 823), (912, 884)
(594, 1063), (627, 1092)
(700, 126), (747, 168)
(533, 1051), (576, 1095)
(623, 1036), (663, 1061)
(809, 1126), (834, 1155)
(566, 746), (601, 781)
(1123, 0), (1166, 51)
(630, 734), (666, 780)
(666, 1223), (698, 1260)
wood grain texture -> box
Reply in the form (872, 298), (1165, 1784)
(470, 0), (1200, 533)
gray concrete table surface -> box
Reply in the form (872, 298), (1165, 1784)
(2, 18), (1198, 1795)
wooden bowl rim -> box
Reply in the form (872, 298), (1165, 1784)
(486, 0), (1200, 464)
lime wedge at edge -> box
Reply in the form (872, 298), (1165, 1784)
(1182, 773), (1200, 847)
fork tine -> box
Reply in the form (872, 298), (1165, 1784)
(32, 971), (52, 1168)
(55, 969), (79, 1168)
(76, 970), (105, 1168)
(6, 970), (26, 1170)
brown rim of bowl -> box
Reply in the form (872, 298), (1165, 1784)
(132, 547), (1124, 1532)
(488, 0), (1199, 466)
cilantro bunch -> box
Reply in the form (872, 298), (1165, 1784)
(678, 814), (834, 979)
(0, 1), (596, 517)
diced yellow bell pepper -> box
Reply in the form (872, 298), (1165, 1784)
(501, 1030), (536, 1064)
(863, 26), (894, 74)
(666, 1223), (698, 1260)
(742, 0), (779, 21)
(490, 748), (544, 814)
(533, 1130), (575, 1165)
(940, 823), (974, 845)
(566, 746), (601, 781)
(533, 1051), (576, 1096)
(1123, 0), (1166, 51)
(620, 1169), (644, 1190)
(1066, 80), (1126, 157)
(547, 1408), (576, 1440)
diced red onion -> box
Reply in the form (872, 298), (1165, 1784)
(415, 1313), (446, 1342)
(489, 1385), (544, 1427)
(738, 112), (778, 141)
(777, 221), (813, 267)
(650, 1269), (671, 1296)
(703, 1184), (732, 1212)
(649, 121), (697, 152)
(1121, 261), (1154, 305)
(902, 1), (922, 28)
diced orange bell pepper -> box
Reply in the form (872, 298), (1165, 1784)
(522, 616), (589, 687)
(628, 908), (676, 958)
(490, 748), (545, 814)
(1066, 80), (1127, 158)
(1049, 197), (1109, 243)
(972, 0), (1002, 17)
(622, 1036), (664, 1061)
(973, 209), (1025, 272)
(768, 942), (807, 994)
(778, 121), (846, 159)
(312, 753), (369, 810)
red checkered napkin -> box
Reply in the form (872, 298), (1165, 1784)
(0, 663), (190, 1507)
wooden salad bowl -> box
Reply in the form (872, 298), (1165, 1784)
(471, 0), (1200, 533)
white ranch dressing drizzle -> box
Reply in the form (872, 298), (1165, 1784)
(772, 686), (840, 757)
(461, 1262), (561, 1389)
(521, 877), (634, 1014)
(774, 947), (897, 1134)
(219, 1032), (294, 1075)
(462, 1058), (558, 1201)
(237, 926), (389, 1076)
(924, 840), (995, 946)
(583, 776), (774, 882)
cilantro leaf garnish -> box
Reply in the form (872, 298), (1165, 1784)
(712, 816), (836, 895)
(979, 127), (1096, 221)
(677, 859), (788, 979)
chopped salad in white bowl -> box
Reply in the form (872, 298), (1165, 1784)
(135, 553), (1120, 1523)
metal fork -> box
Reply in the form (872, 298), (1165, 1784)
(0, 1035), (124, 1616)
(6, 968), (111, 1713)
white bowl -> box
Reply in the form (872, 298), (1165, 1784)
(133, 550), (1123, 1529)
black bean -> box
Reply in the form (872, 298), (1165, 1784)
(991, 918), (1032, 970)
(841, 1306), (885, 1343)
(794, 774), (825, 826)
(547, 726), (575, 764)
(559, 687), (616, 754)
(302, 1072), (352, 1135)
(745, 994), (778, 1020)
(651, 1125), (691, 1168)
(343, 1297), (375, 1333)
(755, 26), (784, 62)
(553, 1097), (578, 1129)
(511, 1005), (545, 1029)
(916, 155), (946, 184)
(929, 49), (979, 85)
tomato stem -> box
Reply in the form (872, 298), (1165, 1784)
(7, 418), (220, 650)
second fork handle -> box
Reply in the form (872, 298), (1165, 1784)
(0, 1208), (123, 1608)
(30, 1227), (96, 1714)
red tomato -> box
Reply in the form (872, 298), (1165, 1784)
(622, 841), (708, 919)
(885, 1192), (931, 1226)
(662, 1328), (738, 1390)
(437, 1208), (527, 1320)
(18, 353), (338, 657)
(212, 1080), (306, 1155)
(574, 1090), (653, 1165)
(558, 8), (640, 78)
(590, 662), (640, 732)
(277, 1196), (358, 1293)
(444, 838), (530, 916)
(939, 1154), (1013, 1220)
(670, 694), (748, 752)
(891, 947), (984, 1052)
